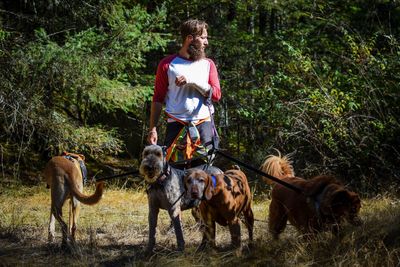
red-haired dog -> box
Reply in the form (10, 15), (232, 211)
(184, 168), (254, 249)
(44, 152), (104, 247)
(261, 152), (362, 239)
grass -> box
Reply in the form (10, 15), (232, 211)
(0, 182), (399, 266)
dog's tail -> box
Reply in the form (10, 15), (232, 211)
(260, 149), (295, 185)
(68, 179), (104, 205)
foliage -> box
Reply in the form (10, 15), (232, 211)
(0, 0), (399, 191)
(206, 0), (400, 191)
(0, 1), (168, 166)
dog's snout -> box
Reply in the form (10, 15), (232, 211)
(144, 165), (154, 172)
(190, 186), (200, 199)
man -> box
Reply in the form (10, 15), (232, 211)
(147, 19), (221, 167)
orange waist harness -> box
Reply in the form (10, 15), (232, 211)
(165, 113), (209, 163)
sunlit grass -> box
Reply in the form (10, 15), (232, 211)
(0, 183), (399, 266)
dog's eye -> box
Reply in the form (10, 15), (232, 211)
(186, 178), (192, 183)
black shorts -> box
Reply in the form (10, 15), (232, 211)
(164, 121), (214, 149)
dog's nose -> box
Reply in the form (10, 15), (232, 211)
(191, 187), (200, 199)
(145, 166), (155, 172)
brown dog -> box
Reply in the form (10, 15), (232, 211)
(261, 152), (362, 239)
(184, 168), (254, 249)
(43, 152), (104, 247)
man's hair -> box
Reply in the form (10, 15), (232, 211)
(180, 19), (208, 42)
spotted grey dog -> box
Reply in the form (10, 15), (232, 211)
(139, 144), (222, 253)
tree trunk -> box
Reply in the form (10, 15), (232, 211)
(259, 4), (267, 36)
(270, 8), (277, 34)
(247, 3), (255, 35)
(227, 1), (236, 22)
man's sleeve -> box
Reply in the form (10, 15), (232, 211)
(153, 57), (170, 103)
(208, 59), (221, 102)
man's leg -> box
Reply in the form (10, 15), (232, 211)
(196, 121), (218, 165)
(164, 122), (184, 148)
(164, 122), (188, 169)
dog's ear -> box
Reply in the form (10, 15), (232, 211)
(340, 191), (363, 225)
(79, 154), (85, 161)
(183, 171), (190, 191)
(348, 191), (361, 212)
(204, 174), (214, 200)
(349, 197), (363, 225)
(329, 189), (353, 213)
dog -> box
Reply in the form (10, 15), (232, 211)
(260, 150), (295, 185)
(139, 144), (222, 253)
(261, 152), (362, 239)
(184, 167), (254, 250)
(43, 152), (104, 247)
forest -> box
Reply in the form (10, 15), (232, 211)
(0, 0), (400, 187)
(1, 0), (399, 193)
(0, 0), (400, 192)
(1, 1), (400, 266)
(0, 0), (400, 193)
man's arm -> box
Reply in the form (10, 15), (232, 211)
(148, 56), (172, 145)
(208, 59), (221, 102)
(147, 101), (163, 144)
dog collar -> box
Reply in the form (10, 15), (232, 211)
(63, 155), (74, 161)
(211, 175), (217, 188)
(154, 165), (171, 185)
(313, 185), (330, 217)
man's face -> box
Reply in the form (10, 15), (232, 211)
(188, 29), (208, 61)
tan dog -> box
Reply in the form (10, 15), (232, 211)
(261, 152), (362, 239)
(43, 152), (104, 247)
(184, 168), (254, 249)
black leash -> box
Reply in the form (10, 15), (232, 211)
(171, 191), (186, 207)
(203, 91), (303, 194)
(215, 149), (304, 195)
(95, 170), (140, 182)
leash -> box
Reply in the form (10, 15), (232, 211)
(95, 170), (140, 182)
(202, 90), (303, 195)
(214, 149), (304, 195)
(171, 191), (185, 207)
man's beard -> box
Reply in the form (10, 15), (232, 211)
(188, 40), (206, 61)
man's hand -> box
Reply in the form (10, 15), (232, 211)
(183, 83), (211, 97)
(175, 75), (187, 86)
(147, 129), (158, 145)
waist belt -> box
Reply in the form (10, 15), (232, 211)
(165, 112), (209, 162)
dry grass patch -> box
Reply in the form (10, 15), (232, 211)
(0, 183), (399, 266)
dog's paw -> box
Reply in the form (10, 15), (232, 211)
(48, 234), (56, 244)
(61, 241), (72, 253)
(349, 215), (363, 226)
(176, 246), (185, 254)
(144, 245), (155, 257)
(196, 241), (215, 252)
(196, 243), (207, 252)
